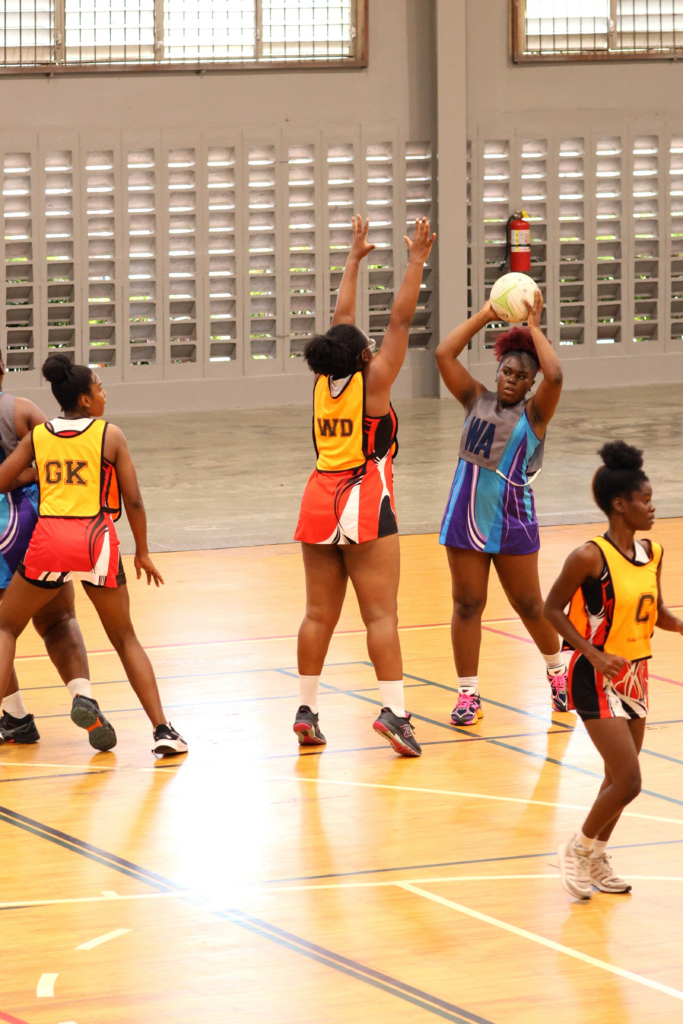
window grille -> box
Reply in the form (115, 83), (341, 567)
(0, 0), (365, 71)
(513, 0), (683, 62)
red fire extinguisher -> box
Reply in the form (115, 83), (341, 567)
(501, 210), (531, 273)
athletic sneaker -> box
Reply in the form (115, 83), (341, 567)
(590, 852), (632, 893)
(372, 707), (421, 757)
(548, 667), (569, 713)
(451, 692), (483, 727)
(152, 722), (188, 756)
(0, 711), (40, 744)
(558, 837), (593, 900)
(293, 705), (327, 746)
(70, 695), (117, 752)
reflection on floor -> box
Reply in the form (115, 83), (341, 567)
(1, 525), (682, 1022)
(105, 382), (683, 553)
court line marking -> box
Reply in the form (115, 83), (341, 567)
(274, 775), (683, 826)
(0, 1012), (30, 1024)
(36, 973), (58, 997)
(76, 927), (131, 950)
(398, 882), (683, 1003)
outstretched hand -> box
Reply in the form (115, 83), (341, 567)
(478, 299), (498, 323)
(349, 214), (376, 261)
(135, 552), (165, 587)
(523, 289), (544, 329)
(405, 217), (436, 264)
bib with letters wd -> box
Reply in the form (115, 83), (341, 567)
(568, 535), (662, 662)
(458, 391), (544, 482)
(33, 418), (108, 519)
(313, 372), (365, 473)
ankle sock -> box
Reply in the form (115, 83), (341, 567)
(66, 678), (92, 701)
(298, 674), (320, 714)
(591, 839), (608, 857)
(543, 649), (565, 674)
(1, 691), (28, 719)
(574, 830), (594, 854)
(458, 676), (479, 696)
(378, 680), (406, 718)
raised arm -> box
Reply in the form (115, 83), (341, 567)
(105, 425), (163, 587)
(435, 302), (495, 410)
(331, 215), (376, 326)
(365, 218), (436, 401)
(544, 544), (628, 680)
(525, 290), (563, 431)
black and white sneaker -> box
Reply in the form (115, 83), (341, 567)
(71, 695), (117, 751)
(372, 707), (422, 757)
(0, 711), (40, 744)
(152, 722), (188, 756)
(293, 705), (326, 746)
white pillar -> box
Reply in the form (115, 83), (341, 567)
(435, 0), (469, 398)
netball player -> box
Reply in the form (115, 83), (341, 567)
(0, 354), (186, 756)
(293, 215), (435, 756)
(0, 356), (95, 748)
(435, 292), (566, 725)
(545, 442), (682, 899)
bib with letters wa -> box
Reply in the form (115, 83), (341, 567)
(313, 372), (365, 472)
(458, 391), (544, 475)
(33, 419), (107, 519)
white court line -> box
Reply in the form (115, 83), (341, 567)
(36, 972), (58, 997)
(101, 890), (121, 898)
(398, 882), (683, 1003)
(274, 775), (683, 827)
(76, 927), (131, 950)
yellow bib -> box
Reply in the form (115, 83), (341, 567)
(313, 373), (365, 472)
(33, 419), (107, 519)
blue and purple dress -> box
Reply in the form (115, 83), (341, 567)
(439, 390), (544, 556)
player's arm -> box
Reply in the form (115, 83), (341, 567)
(330, 215), (376, 326)
(654, 557), (683, 633)
(366, 218), (436, 395)
(435, 303), (491, 410)
(544, 543), (629, 680)
(13, 396), (47, 437)
(105, 424), (164, 587)
(0, 433), (37, 493)
(526, 290), (563, 431)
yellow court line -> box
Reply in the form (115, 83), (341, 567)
(274, 776), (683, 827)
(398, 882), (683, 1003)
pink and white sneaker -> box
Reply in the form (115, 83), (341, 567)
(548, 668), (569, 713)
(451, 691), (483, 727)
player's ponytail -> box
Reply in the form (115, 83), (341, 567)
(303, 324), (368, 378)
(592, 441), (648, 516)
(42, 354), (94, 412)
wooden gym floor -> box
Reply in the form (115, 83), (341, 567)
(2, 522), (683, 1023)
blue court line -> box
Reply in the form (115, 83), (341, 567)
(0, 771), (110, 784)
(0, 804), (495, 1024)
(265, 837), (683, 885)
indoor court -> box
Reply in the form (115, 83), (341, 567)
(2, 524), (683, 1022)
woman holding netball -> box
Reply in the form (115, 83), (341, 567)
(293, 214), (435, 756)
(0, 354), (186, 756)
(435, 292), (566, 726)
(545, 442), (682, 899)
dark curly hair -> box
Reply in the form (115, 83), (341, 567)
(42, 354), (94, 412)
(592, 441), (649, 516)
(303, 323), (368, 378)
(493, 326), (547, 374)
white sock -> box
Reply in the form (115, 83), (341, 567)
(378, 680), (406, 718)
(66, 677), (92, 701)
(2, 691), (28, 719)
(574, 830), (594, 852)
(298, 674), (320, 714)
(543, 649), (565, 673)
(458, 675), (479, 696)
(591, 839), (608, 857)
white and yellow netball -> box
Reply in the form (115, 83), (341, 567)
(490, 272), (537, 324)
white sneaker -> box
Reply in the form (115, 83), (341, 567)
(152, 722), (188, 756)
(558, 837), (593, 900)
(590, 852), (632, 893)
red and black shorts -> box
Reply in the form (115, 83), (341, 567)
(18, 512), (126, 590)
(567, 651), (648, 721)
(294, 454), (398, 546)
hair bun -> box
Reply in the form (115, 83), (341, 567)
(598, 440), (644, 473)
(42, 353), (72, 385)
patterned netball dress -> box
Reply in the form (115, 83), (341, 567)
(0, 393), (40, 587)
(295, 371), (399, 545)
(439, 390), (544, 556)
